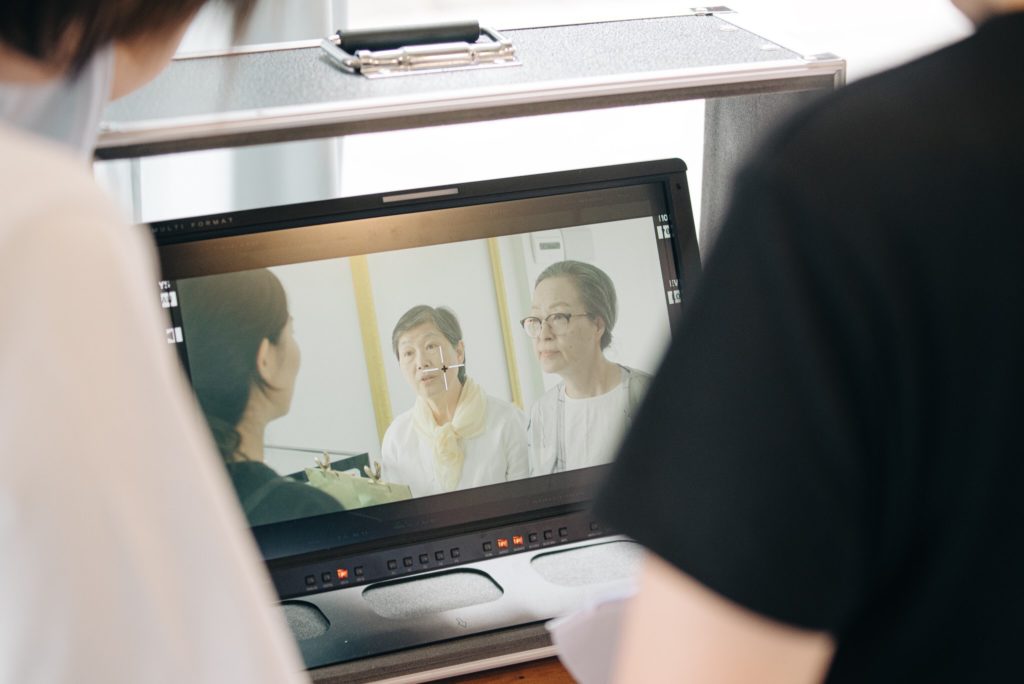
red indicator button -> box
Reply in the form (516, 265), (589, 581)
(336, 568), (349, 580)
(512, 535), (524, 546)
(496, 538), (510, 550)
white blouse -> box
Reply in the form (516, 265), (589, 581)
(381, 395), (529, 498)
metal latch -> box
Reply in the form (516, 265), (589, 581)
(320, 22), (519, 78)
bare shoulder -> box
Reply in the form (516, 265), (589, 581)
(613, 553), (836, 683)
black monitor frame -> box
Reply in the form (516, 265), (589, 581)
(150, 159), (700, 599)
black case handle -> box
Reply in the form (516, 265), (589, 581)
(336, 21), (481, 52)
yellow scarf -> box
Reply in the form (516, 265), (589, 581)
(412, 377), (488, 492)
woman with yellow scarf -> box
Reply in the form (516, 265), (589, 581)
(381, 305), (529, 497)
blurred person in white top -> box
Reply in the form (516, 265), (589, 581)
(0, 2), (309, 682)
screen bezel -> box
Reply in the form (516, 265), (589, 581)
(150, 159), (700, 568)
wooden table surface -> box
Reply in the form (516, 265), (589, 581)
(450, 656), (575, 683)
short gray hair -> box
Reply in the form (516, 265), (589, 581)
(391, 305), (467, 383)
(535, 260), (617, 349)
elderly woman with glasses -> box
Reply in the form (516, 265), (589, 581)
(521, 260), (652, 476)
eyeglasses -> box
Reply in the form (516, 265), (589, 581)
(520, 312), (593, 338)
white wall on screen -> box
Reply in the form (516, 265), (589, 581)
(263, 259), (382, 468)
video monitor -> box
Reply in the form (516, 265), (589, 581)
(152, 159), (699, 598)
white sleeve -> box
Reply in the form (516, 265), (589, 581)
(526, 398), (548, 477)
(0, 194), (307, 682)
(380, 423), (398, 479)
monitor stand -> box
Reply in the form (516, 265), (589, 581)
(284, 538), (641, 673)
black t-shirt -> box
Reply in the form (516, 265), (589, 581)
(226, 460), (343, 527)
(596, 13), (1024, 682)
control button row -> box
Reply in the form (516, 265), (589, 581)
(306, 521), (598, 588)
(387, 549), (461, 572)
(485, 529), (567, 553)
(305, 566), (361, 588)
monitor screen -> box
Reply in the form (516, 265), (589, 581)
(152, 159), (699, 597)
